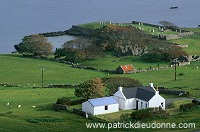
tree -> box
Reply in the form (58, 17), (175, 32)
(142, 43), (188, 62)
(165, 45), (188, 60)
(97, 25), (154, 56)
(102, 77), (142, 95)
(54, 37), (104, 62)
(15, 35), (53, 56)
(159, 21), (178, 30)
(75, 78), (104, 99)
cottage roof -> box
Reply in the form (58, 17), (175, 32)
(122, 86), (155, 101)
(120, 64), (135, 72)
(88, 96), (118, 107)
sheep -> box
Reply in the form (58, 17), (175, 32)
(179, 93), (184, 97)
(6, 102), (9, 106)
(18, 105), (21, 108)
(32, 106), (36, 108)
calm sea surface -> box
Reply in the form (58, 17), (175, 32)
(1, 0), (200, 54)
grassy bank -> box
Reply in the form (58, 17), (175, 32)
(0, 54), (107, 87)
(0, 54), (200, 131)
(79, 54), (169, 70)
(0, 86), (104, 132)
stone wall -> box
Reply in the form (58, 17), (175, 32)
(116, 45), (148, 56)
(53, 103), (68, 111)
(159, 89), (189, 96)
(132, 21), (162, 28)
(132, 20), (194, 40)
(159, 34), (179, 40)
(66, 25), (97, 37)
(37, 25), (98, 37)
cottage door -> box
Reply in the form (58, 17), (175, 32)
(136, 100), (139, 110)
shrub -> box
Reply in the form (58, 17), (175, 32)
(180, 103), (196, 111)
(130, 107), (168, 120)
(56, 97), (71, 106)
(75, 78), (104, 99)
(27, 116), (64, 123)
(71, 99), (87, 106)
(178, 73), (184, 76)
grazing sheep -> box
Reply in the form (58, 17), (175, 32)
(18, 105), (21, 108)
(32, 106), (36, 108)
(179, 93), (184, 97)
(6, 102), (9, 106)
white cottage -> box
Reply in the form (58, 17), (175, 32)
(113, 83), (165, 110)
(82, 96), (119, 115)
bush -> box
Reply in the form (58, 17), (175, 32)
(180, 103), (196, 111)
(27, 116), (64, 123)
(56, 97), (71, 106)
(130, 107), (168, 120)
(71, 99), (87, 106)
(178, 73), (184, 76)
(75, 78), (104, 99)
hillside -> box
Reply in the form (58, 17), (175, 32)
(1, 22), (200, 131)
(0, 54), (107, 87)
(0, 55), (199, 131)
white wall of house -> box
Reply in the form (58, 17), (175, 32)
(148, 93), (165, 110)
(93, 104), (119, 115)
(113, 96), (126, 110)
(125, 98), (136, 110)
(82, 101), (119, 115)
(82, 101), (94, 115)
(136, 99), (148, 110)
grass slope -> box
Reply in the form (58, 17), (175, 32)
(79, 54), (169, 70)
(0, 54), (107, 87)
(0, 87), (104, 132)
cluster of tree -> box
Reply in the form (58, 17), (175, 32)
(159, 21), (178, 30)
(55, 25), (155, 62)
(14, 35), (53, 56)
(96, 25), (188, 62)
(54, 37), (104, 62)
(75, 77), (142, 99)
(142, 43), (188, 62)
(96, 25), (153, 51)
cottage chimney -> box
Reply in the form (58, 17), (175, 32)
(156, 85), (159, 94)
(118, 86), (123, 92)
(149, 81), (154, 88)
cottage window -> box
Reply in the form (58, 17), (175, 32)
(146, 103), (148, 108)
(105, 105), (108, 110)
(141, 102), (143, 108)
(161, 102), (164, 107)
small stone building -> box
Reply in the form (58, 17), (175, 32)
(116, 64), (136, 74)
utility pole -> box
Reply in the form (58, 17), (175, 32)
(40, 68), (45, 87)
(175, 61), (177, 81)
(174, 58), (178, 81)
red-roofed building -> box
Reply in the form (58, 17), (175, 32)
(116, 64), (136, 74)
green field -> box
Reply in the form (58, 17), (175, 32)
(169, 34), (200, 55)
(0, 86), (104, 132)
(0, 54), (200, 131)
(79, 54), (169, 70)
(0, 54), (107, 87)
